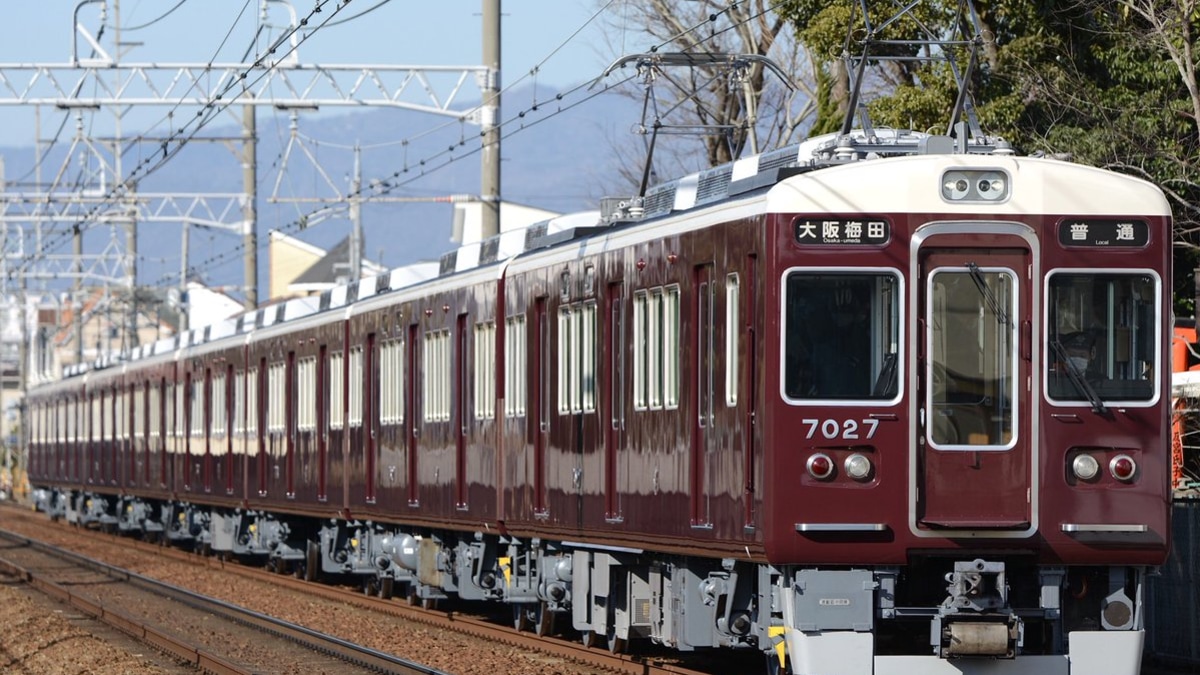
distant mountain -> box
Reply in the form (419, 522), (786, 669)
(1, 83), (649, 296)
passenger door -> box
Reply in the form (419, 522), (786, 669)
(916, 239), (1032, 531)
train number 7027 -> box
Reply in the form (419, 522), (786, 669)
(801, 418), (881, 440)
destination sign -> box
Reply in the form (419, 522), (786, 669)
(1058, 218), (1149, 248)
(793, 217), (890, 246)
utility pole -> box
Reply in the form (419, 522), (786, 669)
(1, 2), (489, 331)
(115, 0), (140, 350)
(242, 103), (258, 310)
(180, 223), (189, 333)
(480, 0), (501, 239)
(349, 145), (362, 281)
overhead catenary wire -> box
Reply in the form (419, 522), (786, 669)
(155, 1), (788, 288)
(115, 0), (191, 31)
(9, 0), (354, 282)
(17, 0), (784, 293)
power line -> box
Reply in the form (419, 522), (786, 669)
(153, 1), (787, 288)
(116, 0), (190, 31)
(9, 0), (354, 281)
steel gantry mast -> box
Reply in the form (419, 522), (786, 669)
(0, 0), (493, 367)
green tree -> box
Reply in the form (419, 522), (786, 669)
(780, 0), (1200, 311)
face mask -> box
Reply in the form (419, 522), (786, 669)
(1068, 356), (1090, 372)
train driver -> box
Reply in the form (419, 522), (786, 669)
(1061, 331), (1097, 378)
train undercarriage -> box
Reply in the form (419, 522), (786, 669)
(36, 488), (1148, 674)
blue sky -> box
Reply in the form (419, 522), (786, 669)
(0, 1), (616, 146)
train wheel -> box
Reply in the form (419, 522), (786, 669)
(580, 630), (599, 649)
(606, 627), (626, 655)
(421, 596), (439, 611)
(513, 604), (533, 632)
(533, 602), (556, 637)
(378, 576), (394, 600)
(764, 653), (787, 675)
(405, 585), (420, 606)
(304, 540), (320, 582)
(363, 577), (379, 597)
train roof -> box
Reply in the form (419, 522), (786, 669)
(38, 128), (1168, 386)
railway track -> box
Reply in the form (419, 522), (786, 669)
(0, 504), (751, 675)
(0, 528), (447, 675)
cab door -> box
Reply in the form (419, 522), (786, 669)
(916, 236), (1033, 531)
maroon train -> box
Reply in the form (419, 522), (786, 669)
(26, 129), (1172, 674)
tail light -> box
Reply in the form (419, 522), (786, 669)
(1109, 455), (1137, 482)
(806, 453), (834, 480)
(1071, 454), (1100, 481)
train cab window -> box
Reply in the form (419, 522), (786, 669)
(783, 270), (900, 402)
(1046, 272), (1158, 403)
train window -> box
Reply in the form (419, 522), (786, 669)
(474, 322), (496, 419)
(663, 287), (680, 408)
(380, 340), (405, 425)
(232, 371), (244, 437)
(90, 394), (99, 442)
(1046, 272), (1158, 403)
(115, 389), (125, 441)
(649, 290), (662, 408)
(557, 303), (598, 414)
(246, 367), (259, 436)
(328, 353), (344, 430)
(105, 392), (115, 442)
(423, 331), (451, 422)
(928, 268), (1016, 449)
(783, 270), (901, 403)
(268, 363), (286, 433)
(297, 357), (316, 431)
(632, 287), (681, 411)
(191, 377), (206, 438)
(558, 308), (572, 413)
(349, 347), (364, 427)
(726, 274), (739, 407)
(212, 373), (227, 438)
(133, 385), (145, 441)
(150, 385), (161, 439)
(505, 314), (527, 417)
(170, 384), (181, 439)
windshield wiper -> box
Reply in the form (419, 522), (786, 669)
(1051, 339), (1110, 417)
(965, 262), (1009, 325)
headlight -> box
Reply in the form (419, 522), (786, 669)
(843, 453), (873, 481)
(1071, 453), (1100, 481)
(941, 170), (1010, 202)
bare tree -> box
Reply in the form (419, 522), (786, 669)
(1114, 0), (1200, 149)
(595, 1), (816, 190)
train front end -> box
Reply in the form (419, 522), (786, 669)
(759, 145), (1172, 674)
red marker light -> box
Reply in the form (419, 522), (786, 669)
(1109, 455), (1137, 482)
(807, 453), (834, 480)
